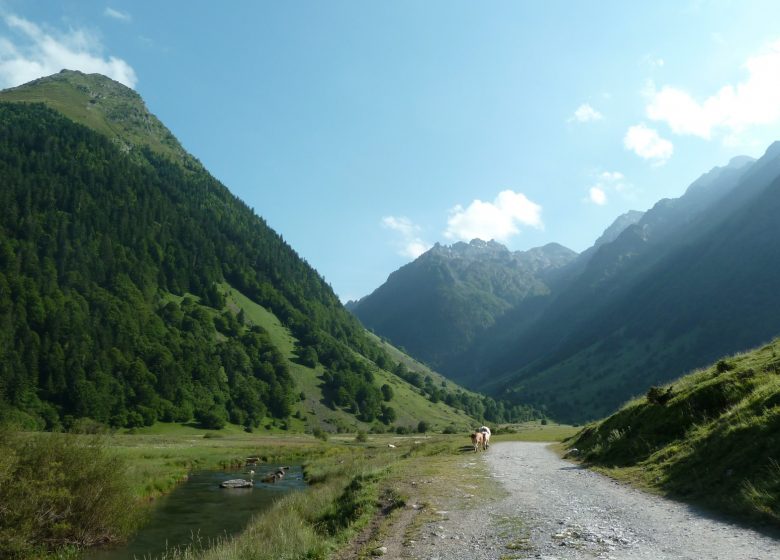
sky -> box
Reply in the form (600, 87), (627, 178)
(3, 1), (780, 301)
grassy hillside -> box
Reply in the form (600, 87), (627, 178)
(221, 284), (478, 433)
(0, 69), (195, 166)
(569, 337), (780, 524)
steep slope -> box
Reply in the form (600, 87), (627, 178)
(350, 239), (577, 369)
(487, 148), (780, 421)
(570, 337), (780, 524)
(0, 71), (492, 432)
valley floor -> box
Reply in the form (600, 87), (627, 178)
(402, 442), (778, 560)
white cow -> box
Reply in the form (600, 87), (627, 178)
(478, 426), (491, 449)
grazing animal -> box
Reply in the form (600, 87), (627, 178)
(478, 426), (491, 450)
(470, 430), (485, 452)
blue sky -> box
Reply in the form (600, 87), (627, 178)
(3, 1), (780, 301)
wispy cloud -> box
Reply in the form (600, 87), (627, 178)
(570, 102), (603, 123)
(624, 123), (673, 165)
(645, 39), (780, 141)
(444, 190), (542, 243)
(643, 55), (665, 69)
(585, 171), (631, 206)
(104, 8), (132, 23)
(382, 216), (430, 259)
(0, 14), (137, 88)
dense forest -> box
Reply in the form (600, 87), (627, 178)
(0, 99), (536, 430)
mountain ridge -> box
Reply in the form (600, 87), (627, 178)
(0, 71), (532, 432)
(349, 238), (577, 370)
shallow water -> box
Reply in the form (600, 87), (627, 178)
(87, 465), (305, 560)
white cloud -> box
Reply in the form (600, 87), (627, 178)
(588, 187), (607, 205)
(571, 103), (603, 123)
(585, 171), (630, 206)
(0, 15), (137, 89)
(104, 8), (132, 23)
(382, 216), (430, 259)
(599, 171), (624, 182)
(623, 123), (673, 164)
(646, 40), (780, 140)
(444, 190), (542, 243)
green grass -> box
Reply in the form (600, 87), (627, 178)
(493, 421), (579, 442)
(114, 432), (486, 560)
(0, 70), (194, 166)
(569, 337), (780, 525)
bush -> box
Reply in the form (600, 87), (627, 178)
(355, 431), (368, 443)
(312, 427), (329, 441)
(646, 385), (674, 406)
(0, 430), (140, 557)
(69, 418), (111, 435)
(380, 384), (394, 402)
(417, 420), (430, 433)
(716, 360), (736, 374)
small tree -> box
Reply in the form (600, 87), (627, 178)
(195, 407), (226, 430)
(417, 420), (430, 433)
(381, 384), (394, 402)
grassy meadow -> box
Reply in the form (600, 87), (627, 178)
(0, 420), (571, 559)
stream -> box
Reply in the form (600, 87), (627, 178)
(87, 465), (305, 560)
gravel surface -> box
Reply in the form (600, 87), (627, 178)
(409, 442), (779, 560)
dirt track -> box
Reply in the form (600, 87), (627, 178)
(407, 441), (779, 560)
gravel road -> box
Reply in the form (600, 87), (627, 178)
(409, 442), (779, 560)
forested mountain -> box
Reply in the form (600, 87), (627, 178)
(0, 70), (533, 431)
(349, 239), (577, 370)
(355, 148), (780, 423)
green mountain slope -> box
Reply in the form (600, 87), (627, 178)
(350, 239), (577, 370)
(570, 337), (780, 524)
(0, 70), (502, 432)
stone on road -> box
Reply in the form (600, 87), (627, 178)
(411, 441), (778, 560)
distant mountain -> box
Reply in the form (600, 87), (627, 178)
(349, 239), (577, 370)
(0, 70), (521, 432)
(482, 148), (780, 421)
(351, 147), (780, 424)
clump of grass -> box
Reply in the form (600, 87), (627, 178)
(0, 429), (142, 558)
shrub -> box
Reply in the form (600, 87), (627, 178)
(716, 360), (736, 374)
(0, 430), (140, 557)
(646, 385), (674, 405)
(355, 431), (368, 443)
(380, 384), (394, 402)
(417, 420), (430, 433)
(312, 427), (329, 441)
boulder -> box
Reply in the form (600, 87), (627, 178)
(220, 478), (253, 488)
